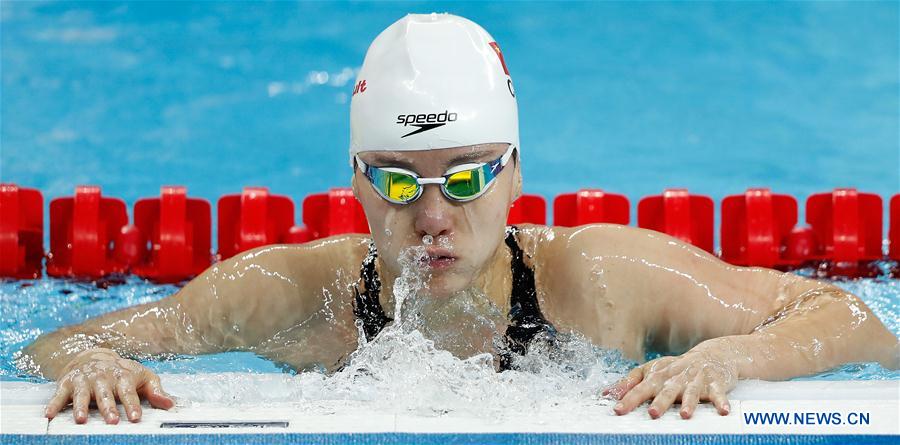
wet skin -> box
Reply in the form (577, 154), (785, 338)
(20, 144), (900, 424)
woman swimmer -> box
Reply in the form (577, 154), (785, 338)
(20, 13), (899, 425)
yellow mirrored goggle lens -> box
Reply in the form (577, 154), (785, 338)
(384, 171), (419, 202)
(444, 168), (487, 199)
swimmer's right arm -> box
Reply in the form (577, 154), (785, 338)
(21, 242), (342, 424)
(21, 285), (217, 423)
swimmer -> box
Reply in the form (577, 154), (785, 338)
(21, 13), (899, 424)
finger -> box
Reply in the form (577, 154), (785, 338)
(614, 374), (661, 415)
(707, 381), (731, 416)
(137, 371), (174, 410)
(91, 378), (120, 424)
(45, 381), (73, 419)
(115, 378), (142, 422)
(679, 373), (703, 419)
(603, 366), (644, 400)
(72, 381), (91, 424)
(648, 379), (684, 419)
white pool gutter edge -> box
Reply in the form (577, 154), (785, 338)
(1, 374), (897, 435)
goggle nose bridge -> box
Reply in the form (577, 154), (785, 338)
(417, 177), (448, 185)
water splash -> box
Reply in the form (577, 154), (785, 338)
(271, 244), (637, 416)
(3, 266), (899, 412)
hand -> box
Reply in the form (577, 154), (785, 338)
(44, 348), (174, 424)
(601, 344), (738, 419)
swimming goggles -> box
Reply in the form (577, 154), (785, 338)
(355, 144), (517, 204)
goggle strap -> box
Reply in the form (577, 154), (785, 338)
(355, 156), (368, 173)
(500, 144), (516, 166)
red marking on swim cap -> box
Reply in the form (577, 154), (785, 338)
(352, 79), (367, 96)
(489, 42), (509, 76)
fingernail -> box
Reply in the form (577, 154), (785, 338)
(615, 403), (624, 411)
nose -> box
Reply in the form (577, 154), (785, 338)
(413, 184), (453, 238)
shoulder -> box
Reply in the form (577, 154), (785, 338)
(519, 222), (702, 300)
(513, 223), (654, 264)
(211, 234), (373, 291)
(223, 233), (370, 266)
(526, 223), (707, 263)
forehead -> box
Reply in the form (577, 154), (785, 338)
(358, 143), (508, 169)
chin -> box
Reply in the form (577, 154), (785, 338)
(425, 272), (471, 299)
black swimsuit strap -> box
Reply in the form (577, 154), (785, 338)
(500, 226), (556, 370)
(353, 240), (392, 341)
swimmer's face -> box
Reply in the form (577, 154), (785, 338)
(352, 143), (521, 298)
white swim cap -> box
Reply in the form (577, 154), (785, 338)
(349, 13), (519, 162)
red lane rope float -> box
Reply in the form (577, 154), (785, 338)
(553, 189), (630, 226)
(217, 187), (296, 261)
(508, 194), (546, 225)
(890, 194), (900, 262)
(3, 183), (898, 280)
(638, 189), (714, 253)
(720, 188), (800, 269)
(891, 194), (900, 278)
(0, 184), (44, 279)
(293, 188), (370, 243)
(47, 186), (129, 279)
(806, 188), (883, 277)
(132, 186), (212, 283)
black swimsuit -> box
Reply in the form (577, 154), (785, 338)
(352, 225), (557, 371)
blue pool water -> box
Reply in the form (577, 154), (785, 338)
(2, 1), (897, 206)
(1, 269), (898, 382)
(1, 1), (898, 383)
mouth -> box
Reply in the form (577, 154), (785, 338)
(423, 247), (456, 270)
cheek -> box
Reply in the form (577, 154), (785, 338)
(457, 189), (511, 262)
(358, 187), (414, 263)
(465, 181), (513, 230)
(359, 184), (390, 236)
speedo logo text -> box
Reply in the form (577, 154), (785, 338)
(396, 111), (457, 138)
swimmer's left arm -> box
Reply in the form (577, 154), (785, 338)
(708, 285), (900, 378)
(565, 224), (899, 419)
(607, 283), (898, 419)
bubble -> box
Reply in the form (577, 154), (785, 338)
(422, 235), (433, 245)
(227, 243), (639, 418)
